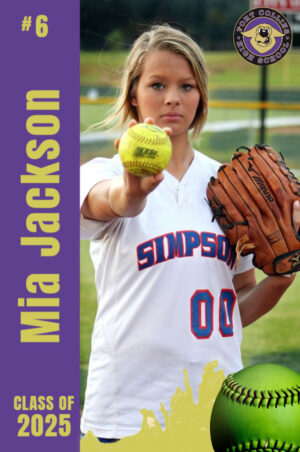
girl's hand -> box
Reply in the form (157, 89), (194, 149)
(292, 200), (300, 233)
(83, 121), (173, 221)
(268, 199), (300, 284)
(115, 118), (172, 200)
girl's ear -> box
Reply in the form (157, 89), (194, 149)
(131, 95), (138, 107)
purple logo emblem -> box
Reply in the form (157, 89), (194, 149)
(234, 8), (292, 65)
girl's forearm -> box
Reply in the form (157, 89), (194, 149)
(238, 275), (295, 327)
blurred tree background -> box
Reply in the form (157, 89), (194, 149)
(80, 0), (249, 50)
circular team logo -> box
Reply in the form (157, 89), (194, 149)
(233, 8), (292, 65)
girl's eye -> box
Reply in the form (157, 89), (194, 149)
(151, 82), (164, 90)
(182, 84), (193, 91)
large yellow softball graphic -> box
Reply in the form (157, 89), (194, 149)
(118, 123), (172, 177)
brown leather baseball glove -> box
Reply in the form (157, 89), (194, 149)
(206, 144), (300, 276)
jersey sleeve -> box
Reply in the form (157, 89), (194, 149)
(80, 155), (123, 240)
(234, 253), (254, 275)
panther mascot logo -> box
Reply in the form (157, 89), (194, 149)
(242, 24), (284, 54)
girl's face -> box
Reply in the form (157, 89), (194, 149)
(131, 50), (200, 138)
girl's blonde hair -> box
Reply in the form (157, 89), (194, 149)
(102, 24), (208, 138)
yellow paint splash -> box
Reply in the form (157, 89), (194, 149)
(80, 361), (225, 452)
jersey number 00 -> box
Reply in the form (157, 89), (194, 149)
(191, 289), (236, 339)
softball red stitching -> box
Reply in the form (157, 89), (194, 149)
(124, 161), (162, 172)
(128, 129), (169, 146)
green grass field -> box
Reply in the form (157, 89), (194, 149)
(80, 49), (300, 88)
(80, 49), (300, 409)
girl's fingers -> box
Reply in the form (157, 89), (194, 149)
(143, 118), (172, 136)
(124, 169), (164, 195)
(163, 127), (173, 136)
(128, 119), (138, 128)
(144, 117), (155, 124)
(292, 200), (300, 232)
(115, 120), (138, 150)
(140, 172), (164, 193)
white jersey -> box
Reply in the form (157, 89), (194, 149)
(80, 150), (253, 439)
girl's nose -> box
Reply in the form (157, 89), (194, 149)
(165, 88), (180, 105)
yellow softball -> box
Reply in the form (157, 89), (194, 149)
(118, 123), (172, 177)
